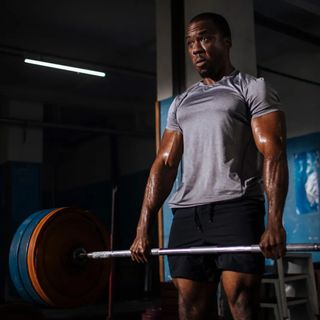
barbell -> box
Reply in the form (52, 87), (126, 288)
(79, 243), (320, 259)
(9, 208), (320, 307)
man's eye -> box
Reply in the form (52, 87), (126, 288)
(200, 37), (208, 43)
(187, 40), (194, 48)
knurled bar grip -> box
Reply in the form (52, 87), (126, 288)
(82, 243), (320, 259)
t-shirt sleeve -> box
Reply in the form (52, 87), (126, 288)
(245, 77), (281, 118)
(166, 97), (182, 132)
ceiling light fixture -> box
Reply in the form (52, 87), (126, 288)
(24, 58), (106, 77)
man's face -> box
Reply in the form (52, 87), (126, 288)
(186, 19), (231, 79)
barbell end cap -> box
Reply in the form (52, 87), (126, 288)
(150, 248), (160, 256)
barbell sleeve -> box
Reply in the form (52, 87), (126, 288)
(80, 243), (320, 260)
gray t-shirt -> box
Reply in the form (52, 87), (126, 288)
(166, 70), (281, 208)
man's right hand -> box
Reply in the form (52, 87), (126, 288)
(130, 232), (151, 263)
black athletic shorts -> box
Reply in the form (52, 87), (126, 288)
(168, 197), (265, 282)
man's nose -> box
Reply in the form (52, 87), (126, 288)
(192, 40), (205, 55)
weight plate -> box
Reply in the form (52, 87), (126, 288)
(9, 209), (49, 303)
(17, 209), (59, 305)
(27, 208), (109, 307)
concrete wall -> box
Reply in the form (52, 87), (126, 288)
(261, 70), (319, 138)
(47, 134), (154, 192)
(54, 136), (112, 191)
(255, 25), (320, 138)
(0, 100), (43, 164)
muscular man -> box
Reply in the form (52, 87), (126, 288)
(130, 12), (288, 320)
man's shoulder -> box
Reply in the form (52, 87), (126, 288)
(234, 71), (260, 85)
(181, 81), (201, 96)
(231, 71), (271, 96)
(173, 82), (201, 106)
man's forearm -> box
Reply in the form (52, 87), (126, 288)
(264, 151), (288, 226)
(136, 161), (179, 236)
(252, 111), (288, 257)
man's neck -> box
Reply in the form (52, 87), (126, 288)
(202, 64), (235, 85)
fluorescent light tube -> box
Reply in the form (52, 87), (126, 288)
(24, 58), (106, 77)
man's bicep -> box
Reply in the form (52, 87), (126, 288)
(251, 111), (287, 156)
(156, 129), (183, 168)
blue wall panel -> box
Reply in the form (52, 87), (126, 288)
(160, 97), (183, 282)
(284, 132), (320, 262)
(10, 162), (42, 226)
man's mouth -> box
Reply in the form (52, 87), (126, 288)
(195, 58), (207, 67)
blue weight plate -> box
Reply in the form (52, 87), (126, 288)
(17, 209), (55, 305)
(9, 209), (47, 302)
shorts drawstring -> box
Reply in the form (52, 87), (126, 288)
(195, 205), (214, 231)
(209, 203), (215, 222)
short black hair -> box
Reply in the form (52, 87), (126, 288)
(189, 12), (232, 41)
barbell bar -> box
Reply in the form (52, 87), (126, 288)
(78, 243), (320, 260)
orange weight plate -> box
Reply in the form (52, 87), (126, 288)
(27, 207), (109, 307)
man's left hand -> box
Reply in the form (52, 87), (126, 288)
(259, 224), (286, 259)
